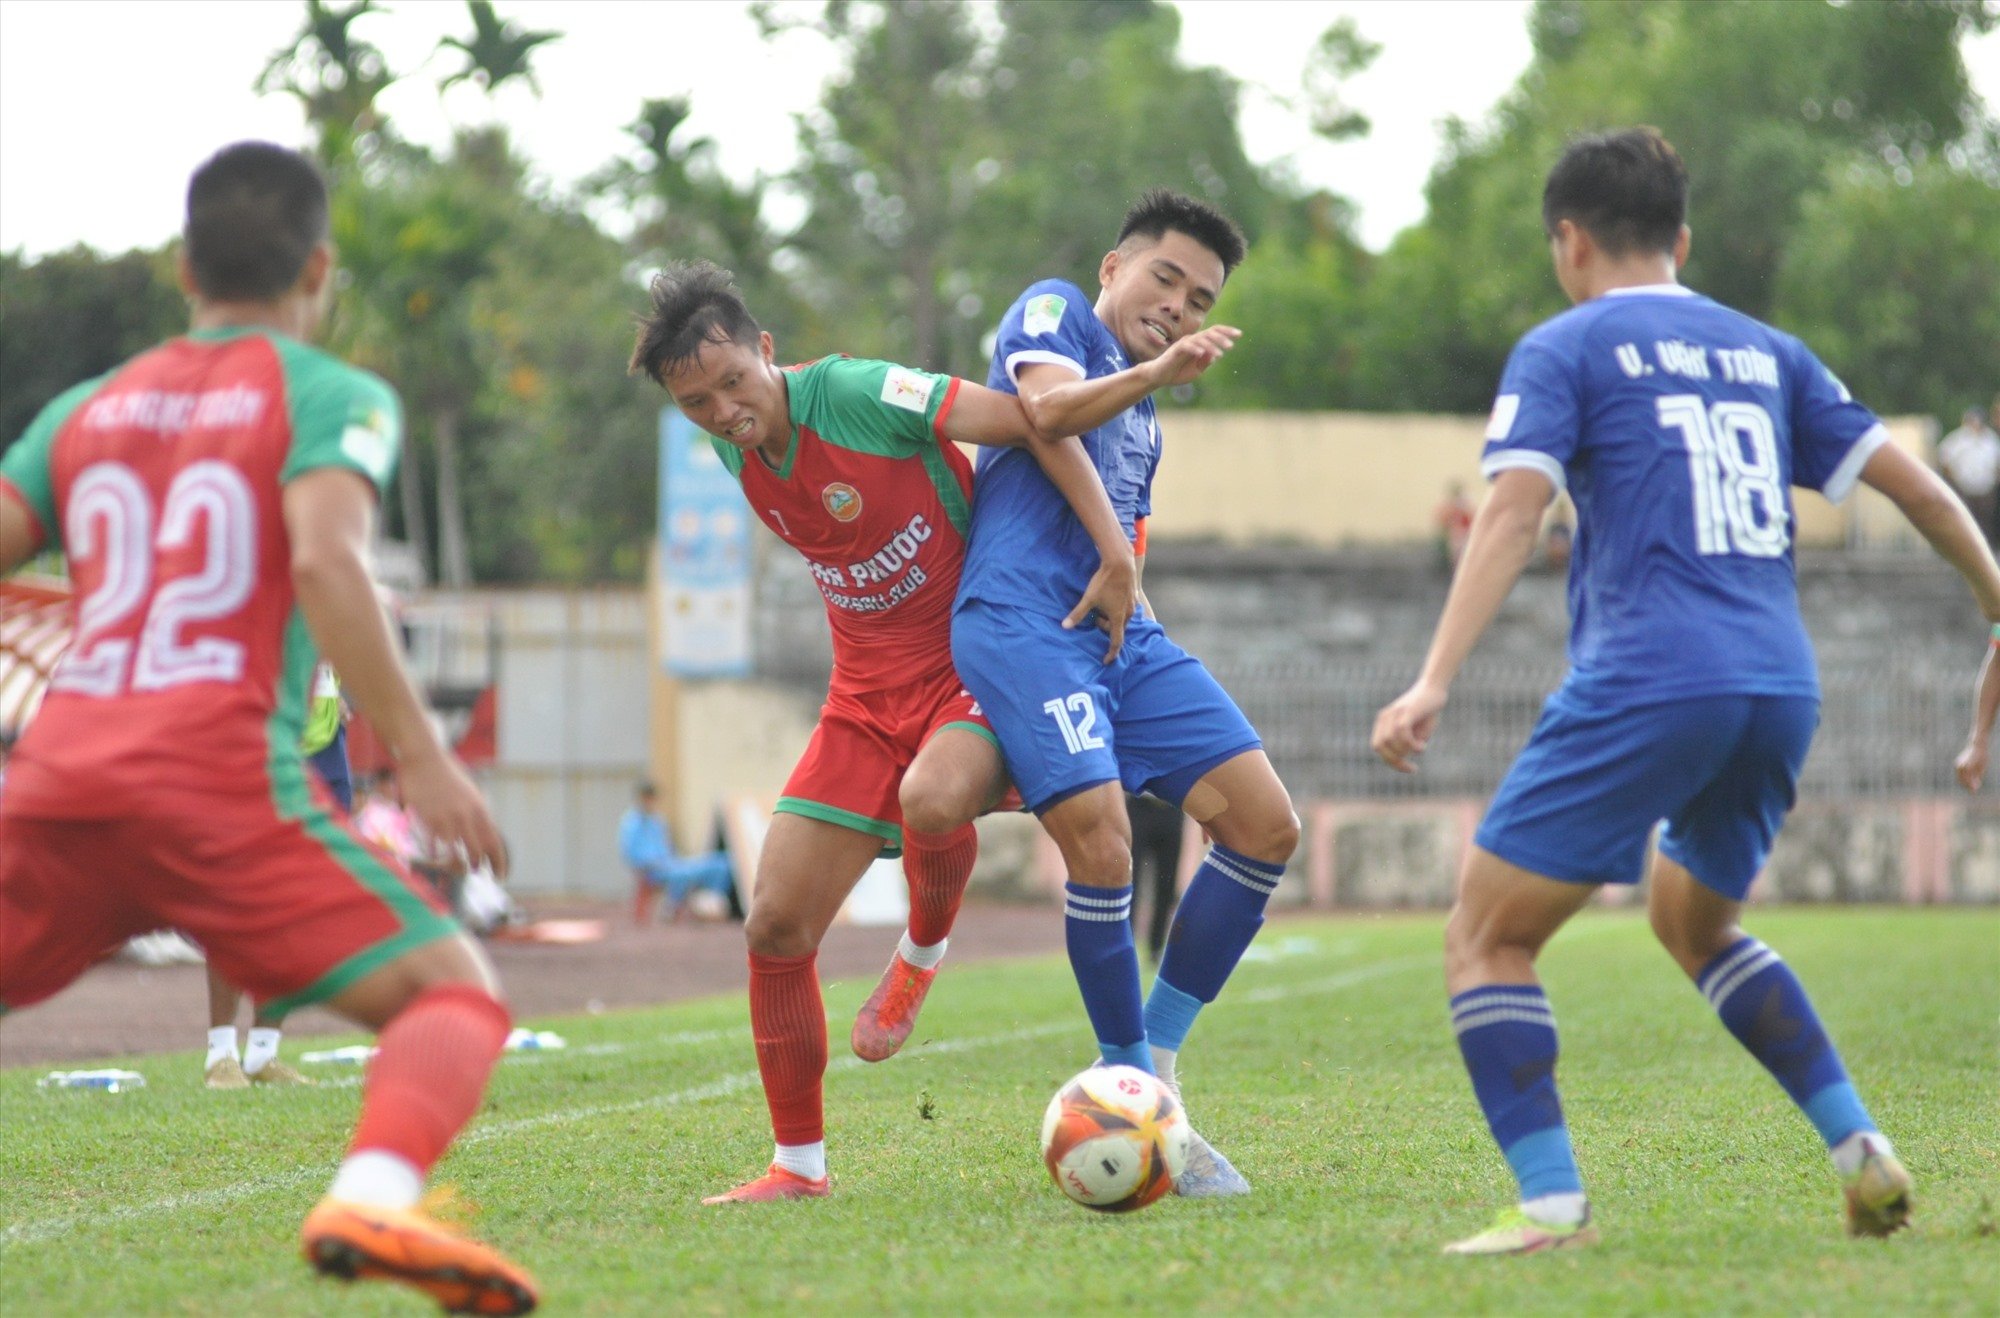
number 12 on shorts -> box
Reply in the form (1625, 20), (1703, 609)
(1042, 692), (1106, 755)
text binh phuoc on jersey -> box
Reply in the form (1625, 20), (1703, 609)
(705, 354), (970, 696)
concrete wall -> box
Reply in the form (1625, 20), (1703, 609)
(999, 795), (2000, 910)
(466, 591), (651, 898)
(1145, 412), (1935, 549)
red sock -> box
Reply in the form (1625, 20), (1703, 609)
(902, 824), (977, 947)
(748, 952), (825, 1146)
(349, 983), (511, 1173)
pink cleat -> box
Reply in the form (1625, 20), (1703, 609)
(702, 1164), (830, 1205)
(851, 953), (940, 1062)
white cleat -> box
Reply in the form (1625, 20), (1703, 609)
(1175, 1129), (1251, 1198)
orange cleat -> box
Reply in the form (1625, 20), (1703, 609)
(702, 1164), (830, 1205)
(301, 1197), (539, 1315)
(850, 952), (940, 1062)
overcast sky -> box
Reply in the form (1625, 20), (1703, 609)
(0, 1), (1994, 261)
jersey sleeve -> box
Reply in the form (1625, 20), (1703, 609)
(278, 352), (403, 495)
(0, 375), (105, 552)
(1480, 335), (1581, 494)
(993, 280), (1094, 391)
(1783, 337), (1889, 503)
(798, 356), (961, 453)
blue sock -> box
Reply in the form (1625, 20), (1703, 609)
(1065, 882), (1151, 1073)
(1698, 937), (1874, 1148)
(1143, 844), (1282, 1052)
(1451, 985), (1583, 1200)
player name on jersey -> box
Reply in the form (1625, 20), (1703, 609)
(80, 383), (269, 435)
(1615, 339), (1782, 387)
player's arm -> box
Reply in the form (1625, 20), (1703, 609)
(283, 467), (507, 874)
(1865, 440), (2000, 791)
(1013, 330), (1239, 440)
(1371, 468), (1552, 772)
(0, 486), (43, 576)
(1955, 639), (2000, 792)
(941, 380), (1137, 661)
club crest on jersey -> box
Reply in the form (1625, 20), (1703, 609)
(879, 367), (935, 414)
(822, 482), (863, 522)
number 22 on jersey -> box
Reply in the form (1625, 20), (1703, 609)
(56, 459), (257, 697)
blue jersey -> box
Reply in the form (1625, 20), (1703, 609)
(1483, 284), (1888, 705)
(955, 279), (1158, 617)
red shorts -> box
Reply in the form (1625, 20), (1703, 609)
(0, 797), (457, 1017)
(778, 663), (1014, 853)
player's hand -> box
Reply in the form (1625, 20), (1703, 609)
(397, 746), (510, 878)
(1145, 325), (1240, 389)
(1956, 741), (1989, 793)
(1372, 679), (1449, 774)
(1063, 549), (1138, 663)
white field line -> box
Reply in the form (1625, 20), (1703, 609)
(0, 954), (1436, 1250)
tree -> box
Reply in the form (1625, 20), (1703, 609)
(1358, 0), (1997, 413)
(438, 0), (560, 95)
(590, 96), (802, 346)
(770, 0), (987, 369)
(1776, 154), (2000, 424)
(0, 247), (184, 452)
(255, 0), (397, 167)
(772, 0), (1299, 375)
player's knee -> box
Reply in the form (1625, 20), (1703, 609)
(899, 774), (978, 836)
(743, 904), (815, 958)
(1062, 826), (1132, 888)
(1648, 899), (1738, 974)
(1254, 808), (1302, 863)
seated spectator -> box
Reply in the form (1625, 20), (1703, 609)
(619, 781), (734, 925)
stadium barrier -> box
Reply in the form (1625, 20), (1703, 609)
(1019, 795), (2000, 908)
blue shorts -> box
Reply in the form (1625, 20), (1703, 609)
(1475, 691), (1817, 900)
(951, 600), (1261, 814)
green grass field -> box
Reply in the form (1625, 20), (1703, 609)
(2, 908), (1995, 1315)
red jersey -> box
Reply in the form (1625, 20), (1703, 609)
(0, 328), (400, 819)
(712, 356), (972, 696)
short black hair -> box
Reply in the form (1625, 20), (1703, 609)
(1116, 187), (1246, 277)
(184, 142), (330, 301)
(630, 260), (762, 386)
(1542, 127), (1688, 258)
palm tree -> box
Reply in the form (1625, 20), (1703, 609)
(437, 1), (561, 96)
(255, 0), (396, 166)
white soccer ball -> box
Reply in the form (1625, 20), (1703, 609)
(1039, 1064), (1190, 1212)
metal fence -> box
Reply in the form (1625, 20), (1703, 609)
(745, 532), (1979, 803)
(1220, 646), (1974, 801)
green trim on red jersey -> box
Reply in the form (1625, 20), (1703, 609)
(703, 356), (974, 534)
(786, 356), (952, 458)
(0, 373), (111, 551)
(269, 333), (403, 495)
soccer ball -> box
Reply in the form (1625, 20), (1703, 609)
(1039, 1064), (1190, 1212)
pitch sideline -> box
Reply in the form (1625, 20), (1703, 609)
(0, 954), (1437, 1249)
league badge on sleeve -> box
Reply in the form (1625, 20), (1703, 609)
(1023, 293), (1067, 337)
(880, 366), (937, 414)
(341, 404), (395, 485)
